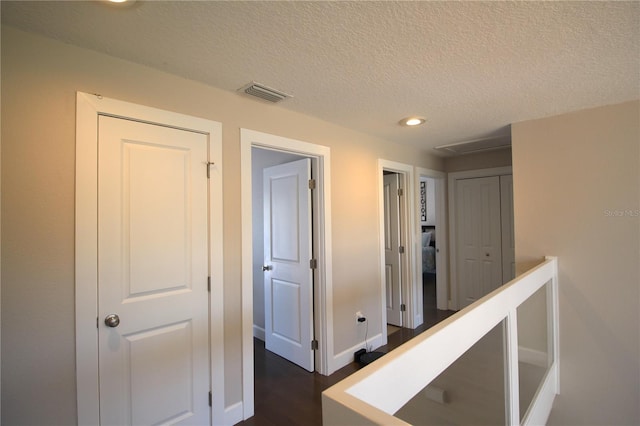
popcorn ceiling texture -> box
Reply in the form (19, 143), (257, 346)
(2, 1), (638, 151)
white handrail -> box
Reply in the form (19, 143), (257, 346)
(323, 256), (559, 426)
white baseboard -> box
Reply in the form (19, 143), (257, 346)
(253, 325), (265, 341)
(224, 401), (243, 426)
(367, 332), (386, 352)
(331, 333), (384, 373)
(413, 314), (423, 329)
(519, 346), (547, 367)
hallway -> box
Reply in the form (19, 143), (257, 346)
(240, 274), (456, 425)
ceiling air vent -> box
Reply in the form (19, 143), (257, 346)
(434, 136), (511, 156)
(238, 82), (292, 103)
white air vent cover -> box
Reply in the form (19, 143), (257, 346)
(237, 81), (292, 103)
(434, 136), (511, 155)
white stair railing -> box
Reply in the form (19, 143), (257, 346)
(323, 256), (559, 425)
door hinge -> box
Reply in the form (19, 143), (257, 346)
(206, 161), (214, 179)
(309, 179), (316, 190)
(208, 391), (212, 407)
(398, 188), (404, 196)
(400, 304), (406, 312)
(399, 246), (405, 254)
(207, 276), (211, 292)
(310, 258), (318, 269)
(311, 339), (319, 350)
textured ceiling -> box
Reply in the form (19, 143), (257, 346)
(2, 1), (639, 154)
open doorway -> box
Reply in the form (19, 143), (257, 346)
(420, 176), (438, 316)
(382, 171), (406, 333)
(417, 168), (449, 314)
(377, 162), (450, 348)
(378, 160), (420, 345)
(240, 129), (334, 422)
(251, 148), (315, 371)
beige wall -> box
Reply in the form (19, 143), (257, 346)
(512, 101), (640, 425)
(0, 27), (443, 424)
(444, 146), (512, 173)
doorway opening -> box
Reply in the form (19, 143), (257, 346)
(420, 176), (438, 316)
(416, 168), (450, 321)
(378, 159), (419, 347)
(382, 170), (407, 332)
(240, 129), (334, 422)
(251, 148), (316, 371)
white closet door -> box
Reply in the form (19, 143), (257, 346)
(456, 176), (503, 308)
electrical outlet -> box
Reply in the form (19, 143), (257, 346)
(356, 311), (366, 323)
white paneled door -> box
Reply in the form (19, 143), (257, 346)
(263, 159), (314, 372)
(98, 116), (210, 425)
(456, 176), (503, 308)
(383, 173), (403, 327)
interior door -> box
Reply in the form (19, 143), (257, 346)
(98, 116), (210, 425)
(383, 173), (403, 326)
(263, 159), (314, 372)
(456, 176), (503, 308)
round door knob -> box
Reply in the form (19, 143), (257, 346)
(104, 314), (120, 328)
(262, 265), (272, 272)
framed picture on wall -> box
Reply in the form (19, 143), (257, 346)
(420, 181), (427, 222)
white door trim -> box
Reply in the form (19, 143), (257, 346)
(75, 92), (224, 425)
(378, 160), (417, 334)
(240, 129), (333, 420)
(448, 166), (512, 310)
(415, 168), (449, 312)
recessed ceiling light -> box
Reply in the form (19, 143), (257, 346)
(399, 117), (426, 127)
(103, 0), (137, 7)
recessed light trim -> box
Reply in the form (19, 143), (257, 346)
(103, 0), (137, 7)
(399, 116), (426, 127)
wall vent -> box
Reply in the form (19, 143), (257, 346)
(237, 81), (292, 103)
(434, 136), (511, 156)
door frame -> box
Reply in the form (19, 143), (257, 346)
(378, 160), (417, 336)
(415, 168), (449, 312)
(75, 92), (225, 425)
(448, 166), (512, 310)
(240, 129), (333, 420)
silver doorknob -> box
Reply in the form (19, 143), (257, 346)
(262, 265), (272, 271)
(104, 314), (120, 328)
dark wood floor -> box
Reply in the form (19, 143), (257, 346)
(239, 274), (456, 426)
